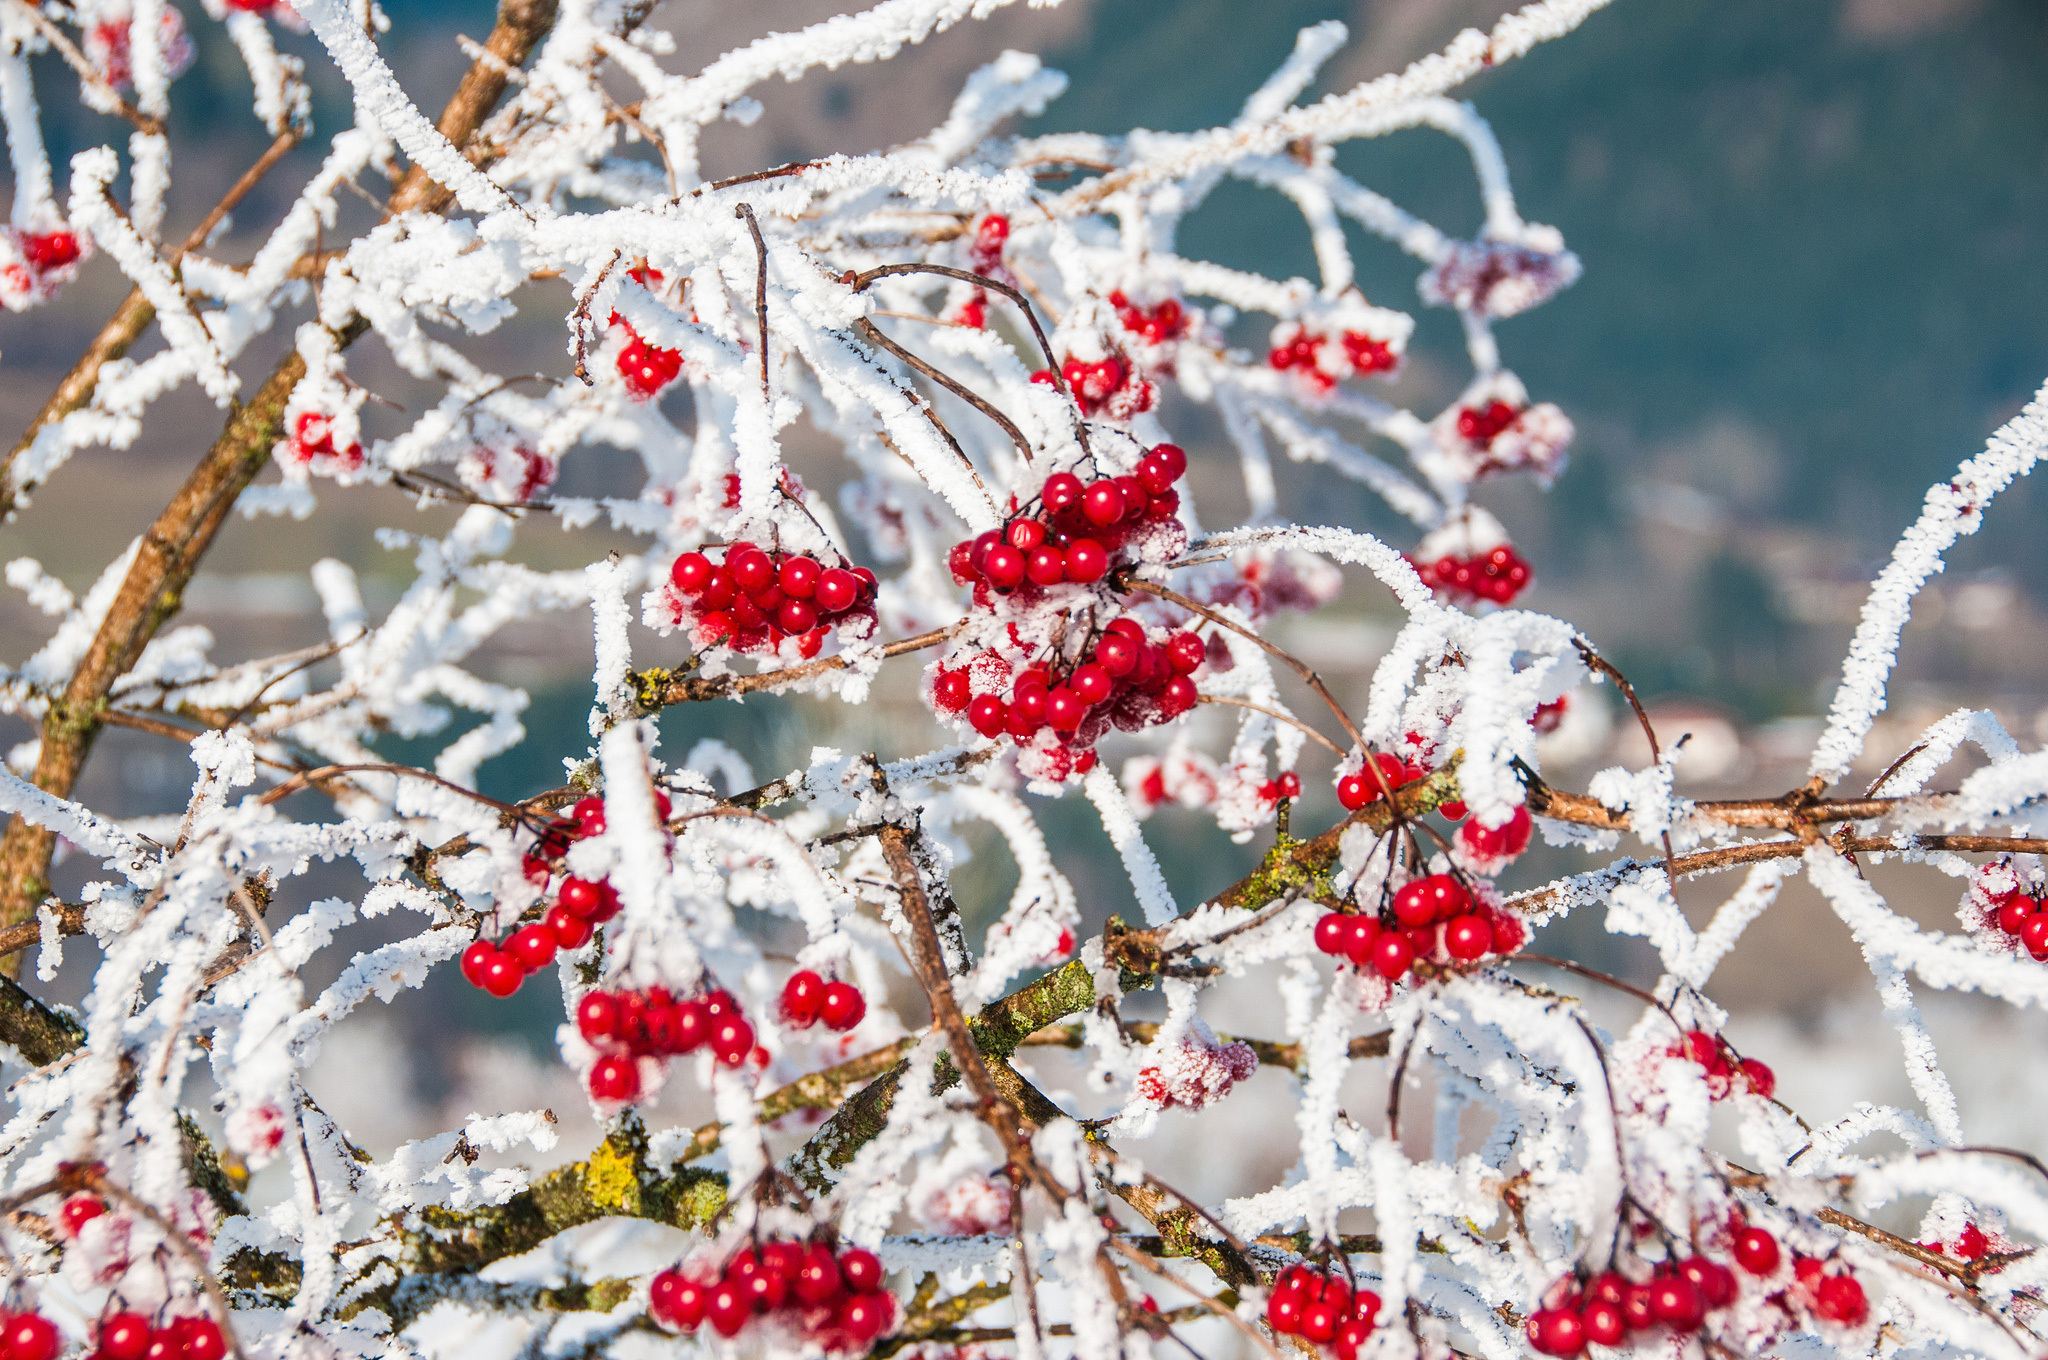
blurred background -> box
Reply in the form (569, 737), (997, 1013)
(6, 0), (2048, 1217)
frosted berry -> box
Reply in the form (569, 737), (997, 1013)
(1739, 1057), (1776, 1099)
(820, 980), (866, 1031)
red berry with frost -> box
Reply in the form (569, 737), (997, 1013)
(1739, 1057), (1776, 1099)
(652, 1270), (708, 1329)
(1649, 1277), (1704, 1331)
(571, 796), (606, 838)
(1277, 771), (1301, 798)
(781, 970), (825, 1027)
(1167, 632), (1205, 673)
(820, 980), (866, 1031)
(1816, 1274), (1868, 1325)
(673, 999), (710, 1051)
(59, 1193), (104, 1236)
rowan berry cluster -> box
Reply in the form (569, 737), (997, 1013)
(611, 267), (685, 400)
(288, 411), (363, 472)
(576, 986), (758, 1103)
(88, 1312), (227, 1360)
(1335, 751), (1431, 812)
(968, 214), (1008, 275)
(1257, 771), (1303, 805)
(1980, 865), (2048, 958)
(1030, 355), (1156, 419)
(463, 793), (662, 998)
(1266, 322), (1399, 391)
(1407, 544), (1533, 607)
(1109, 291), (1187, 346)
(1457, 400), (1523, 446)
(1458, 804), (1534, 866)
(936, 615), (1200, 760)
(1667, 1029), (1776, 1101)
(649, 1242), (896, 1350)
(1923, 1222), (1994, 1262)
(669, 543), (876, 659)
(778, 970), (867, 1032)
(1312, 872), (1527, 983)
(1263, 1264), (1381, 1360)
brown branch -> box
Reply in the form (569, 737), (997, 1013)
(1197, 695), (1343, 755)
(1115, 576), (1364, 750)
(851, 262), (1070, 405)
(630, 624), (959, 709)
(734, 203), (771, 407)
(855, 317), (1035, 464)
(0, 905), (87, 961)
(1017, 1020), (1391, 1072)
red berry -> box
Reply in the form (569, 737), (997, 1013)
(480, 951), (524, 998)
(1392, 881), (1434, 927)
(1422, 875), (1470, 919)
(671, 552), (712, 595)
(1278, 772), (1301, 798)
(1094, 632), (1138, 677)
(796, 1244), (845, 1304)
(1678, 1257), (1736, 1310)
(781, 970), (826, 1026)
(1733, 1226), (1780, 1275)
(1064, 538), (1109, 583)
(733, 1251), (786, 1311)
(1581, 1300), (1625, 1346)
(778, 555), (819, 599)
(1025, 545), (1066, 585)
(1314, 913), (1351, 955)
(1266, 1291), (1305, 1334)
(777, 598), (818, 634)
(1149, 443), (1187, 481)
(761, 1240), (804, 1283)
(1298, 1299), (1339, 1343)
(1081, 480), (1125, 525)
(577, 991), (619, 1042)
(506, 924), (553, 971)
(729, 548), (775, 593)
(547, 905), (594, 949)
(99, 1314), (151, 1360)
(820, 980), (866, 1031)
(1336, 773), (1373, 810)
(1620, 1281), (1656, 1331)
(838, 1293), (892, 1342)
(1526, 1307), (1585, 1356)
(933, 668), (970, 712)
(1007, 518), (1046, 551)
(560, 877), (604, 918)
(1161, 674), (1198, 716)
(1998, 892), (2035, 935)
(1739, 1057), (1776, 1099)
(1333, 1317), (1375, 1360)
(570, 796), (606, 838)
(707, 1281), (750, 1337)
(1445, 914), (1492, 961)
(1042, 472), (1084, 510)
(1343, 916), (1382, 965)
(59, 1193), (104, 1235)
(2021, 913), (2048, 960)
(1372, 932), (1415, 981)
(19, 230), (79, 272)
(1815, 1274), (1867, 1326)
(711, 1016), (756, 1066)
(968, 694), (1008, 738)
(839, 1247), (885, 1294)
(673, 999), (710, 1051)
(1070, 663), (1113, 705)
(651, 1270), (707, 1329)
(1046, 686), (1087, 732)
(1957, 1222), (1990, 1259)
(460, 940), (495, 987)
(589, 1054), (640, 1102)
(1166, 632), (1205, 673)
(176, 1320), (226, 1360)
(1136, 455), (1175, 496)
(815, 568), (859, 614)
(1649, 1277), (1704, 1331)
(983, 543), (1027, 590)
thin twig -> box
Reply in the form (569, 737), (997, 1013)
(855, 318), (1035, 463)
(1197, 695), (1342, 755)
(735, 203), (771, 407)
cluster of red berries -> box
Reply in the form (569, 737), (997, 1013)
(1312, 875), (1527, 982)
(1987, 882), (2048, 959)
(1669, 1029), (1776, 1101)
(1109, 291), (1187, 346)
(17, 231), (79, 274)
(464, 795), (652, 998)
(1335, 752), (1431, 813)
(950, 448), (1187, 595)
(1458, 804), (1533, 864)
(578, 987), (757, 1102)
(1268, 328), (1398, 391)
(669, 542), (877, 658)
(939, 617), (1200, 749)
(288, 411), (363, 472)
(1028, 354), (1155, 419)
(969, 215), (1008, 275)
(1407, 544), (1532, 606)
(1526, 1255), (1741, 1356)
(1924, 1222), (1993, 1261)
(1456, 400), (1524, 445)
(1263, 1264), (1380, 1360)
(650, 1242), (895, 1349)
(86, 1313), (226, 1360)
(778, 971), (867, 1032)
(1257, 771), (1303, 805)
(612, 267), (684, 400)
